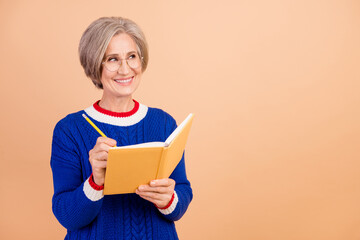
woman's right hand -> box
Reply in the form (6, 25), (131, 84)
(89, 137), (117, 186)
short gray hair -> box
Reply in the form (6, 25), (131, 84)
(79, 17), (149, 89)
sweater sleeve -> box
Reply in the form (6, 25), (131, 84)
(50, 119), (103, 231)
(157, 114), (193, 221)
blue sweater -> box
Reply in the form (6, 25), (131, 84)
(50, 101), (193, 239)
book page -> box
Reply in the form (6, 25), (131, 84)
(165, 113), (194, 146)
(112, 142), (165, 149)
(157, 113), (194, 178)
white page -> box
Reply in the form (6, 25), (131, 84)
(110, 113), (193, 149)
(165, 113), (194, 146)
(112, 142), (165, 149)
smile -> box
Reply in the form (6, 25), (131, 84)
(114, 76), (133, 84)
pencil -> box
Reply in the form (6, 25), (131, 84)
(82, 113), (109, 139)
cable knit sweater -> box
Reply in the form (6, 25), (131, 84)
(50, 100), (193, 240)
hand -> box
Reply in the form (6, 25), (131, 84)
(136, 178), (175, 208)
(88, 137), (117, 186)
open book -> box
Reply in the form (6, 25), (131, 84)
(104, 113), (194, 195)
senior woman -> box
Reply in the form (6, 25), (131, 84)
(50, 17), (193, 240)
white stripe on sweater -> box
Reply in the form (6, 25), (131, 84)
(83, 177), (104, 202)
(84, 103), (148, 126)
(158, 191), (178, 215)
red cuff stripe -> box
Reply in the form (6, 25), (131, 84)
(88, 173), (104, 190)
(156, 192), (175, 210)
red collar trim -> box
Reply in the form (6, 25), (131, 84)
(93, 100), (140, 118)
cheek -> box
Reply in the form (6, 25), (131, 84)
(101, 70), (114, 83)
(135, 69), (143, 79)
(135, 74), (142, 85)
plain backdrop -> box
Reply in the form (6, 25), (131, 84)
(1, 0), (360, 239)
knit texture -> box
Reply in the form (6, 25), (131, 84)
(51, 101), (193, 240)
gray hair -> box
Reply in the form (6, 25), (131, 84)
(79, 17), (149, 89)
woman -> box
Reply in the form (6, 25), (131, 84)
(51, 17), (193, 239)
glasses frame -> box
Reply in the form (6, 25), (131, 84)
(102, 53), (143, 72)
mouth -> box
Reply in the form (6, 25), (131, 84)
(114, 76), (133, 85)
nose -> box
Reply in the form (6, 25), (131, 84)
(117, 60), (130, 74)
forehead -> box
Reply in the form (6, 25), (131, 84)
(105, 33), (137, 55)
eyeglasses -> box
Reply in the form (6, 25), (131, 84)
(102, 53), (142, 72)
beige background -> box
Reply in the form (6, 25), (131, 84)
(1, 0), (360, 239)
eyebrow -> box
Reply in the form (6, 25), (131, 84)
(105, 51), (137, 58)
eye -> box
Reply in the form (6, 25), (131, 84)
(128, 54), (137, 60)
(107, 57), (118, 62)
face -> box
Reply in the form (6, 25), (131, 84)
(100, 33), (142, 100)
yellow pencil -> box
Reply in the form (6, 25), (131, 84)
(82, 114), (116, 146)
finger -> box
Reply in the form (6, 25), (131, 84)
(136, 190), (171, 208)
(150, 178), (175, 187)
(90, 151), (108, 162)
(138, 184), (170, 194)
(93, 142), (113, 153)
(137, 193), (158, 205)
(92, 159), (107, 169)
(136, 189), (164, 201)
(96, 137), (117, 147)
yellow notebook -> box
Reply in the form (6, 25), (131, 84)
(104, 113), (194, 195)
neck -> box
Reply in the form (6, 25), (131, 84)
(99, 95), (135, 113)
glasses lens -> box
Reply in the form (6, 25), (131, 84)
(105, 61), (119, 71)
(127, 55), (141, 69)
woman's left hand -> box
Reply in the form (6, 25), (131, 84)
(136, 178), (175, 208)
